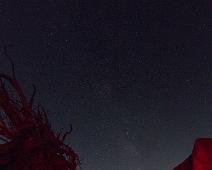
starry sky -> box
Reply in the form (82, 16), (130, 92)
(0, 1), (211, 170)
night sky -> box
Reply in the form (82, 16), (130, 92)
(0, 1), (211, 170)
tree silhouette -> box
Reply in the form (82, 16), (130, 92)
(0, 49), (79, 169)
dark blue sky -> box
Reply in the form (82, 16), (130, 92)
(0, 1), (211, 169)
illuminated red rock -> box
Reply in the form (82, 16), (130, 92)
(174, 138), (212, 170)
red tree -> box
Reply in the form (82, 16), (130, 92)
(0, 63), (79, 169)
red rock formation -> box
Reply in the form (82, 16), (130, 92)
(174, 138), (212, 170)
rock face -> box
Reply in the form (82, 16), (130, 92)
(0, 70), (79, 170)
(174, 138), (212, 170)
(173, 155), (192, 170)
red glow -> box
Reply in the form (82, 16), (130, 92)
(0, 71), (79, 169)
(174, 138), (212, 170)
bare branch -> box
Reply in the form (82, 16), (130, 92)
(3, 44), (16, 79)
(62, 124), (72, 142)
(29, 84), (36, 106)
